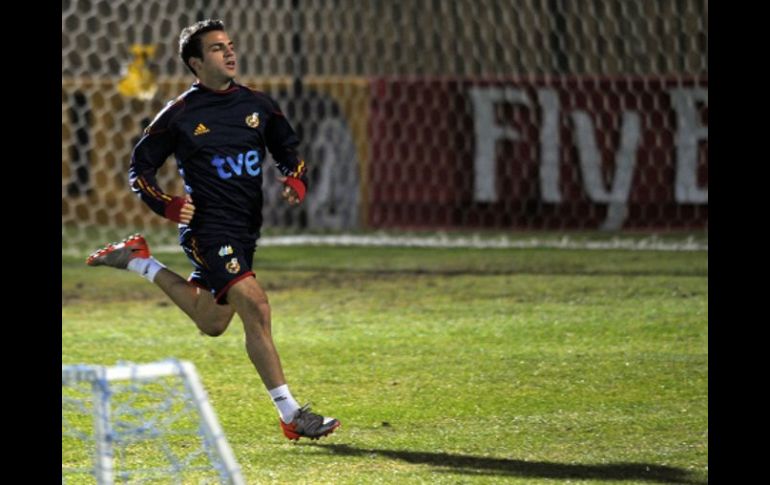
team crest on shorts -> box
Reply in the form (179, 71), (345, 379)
(225, 257), (240, 274)
(245, 112), (260, 128)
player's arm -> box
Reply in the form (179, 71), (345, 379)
(264, 101), (309, 205)
(129, 103), (195, 223)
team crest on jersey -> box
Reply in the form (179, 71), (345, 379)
(225, 257), (240, 274)
(218, 245), (234, 257)
(245, 112), (260, 128)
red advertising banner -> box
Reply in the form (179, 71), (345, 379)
(368, 77), (707, 230)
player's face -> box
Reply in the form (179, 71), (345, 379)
(195, 30), (237, 89)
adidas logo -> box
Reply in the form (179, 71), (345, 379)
(193, 123), (210, 136)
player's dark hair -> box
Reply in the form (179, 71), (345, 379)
(179, 19), (225, 75)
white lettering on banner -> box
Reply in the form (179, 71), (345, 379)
(468, 85), (707, 228)
(571, 110), (641, 230)
(669, 88), (708, 204)
(571, 111), (641, 204)
(468, 87), (532, 202)
(537, 88), (562, 203)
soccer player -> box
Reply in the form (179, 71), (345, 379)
(86, 19), (339, 441)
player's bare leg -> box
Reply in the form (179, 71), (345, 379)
(88, 234), (339, 440)
(226, 276), (286, 388)
(226, 276), (340, 440)
(86, 234), (234, 337)
(153, 269), (235, 336)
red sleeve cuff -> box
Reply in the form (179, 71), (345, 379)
(163, 196), (187, 222)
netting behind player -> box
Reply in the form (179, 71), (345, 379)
(62, 0), (707, 250)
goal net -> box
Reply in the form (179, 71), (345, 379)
(62, 0), (707, 251)
(62, 359), (245, 485)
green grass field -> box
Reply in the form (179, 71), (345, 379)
(62, 245), (708, 484)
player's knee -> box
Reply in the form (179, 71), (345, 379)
(240, 303), (272, 336)
(254, 301), (271, 327)
(257, 300), (270, 315)
(196, 315), (232, 337)
(201, 325), (226, 337)
(242, 293), (270, 322)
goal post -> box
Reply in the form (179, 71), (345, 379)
(62, 359), (245, 485)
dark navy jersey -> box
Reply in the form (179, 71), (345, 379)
(129, 81), (307, 243)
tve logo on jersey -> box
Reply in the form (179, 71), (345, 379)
(211, 150), (262, 179)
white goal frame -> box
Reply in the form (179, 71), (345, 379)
(62, 360), (245, 485)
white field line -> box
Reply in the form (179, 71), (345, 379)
(150, 234), (708, 252)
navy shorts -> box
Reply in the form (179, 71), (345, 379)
(180, 231), (256, 305)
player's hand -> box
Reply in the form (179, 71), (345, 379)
(278, 176), (303, 205)
(179, 194), (195, 223)
(165, 194), (196, 224)
(281, 184), (300, 205)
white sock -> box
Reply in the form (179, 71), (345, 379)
(127, 257), (166, 283)
(268, 384), (300, 423)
